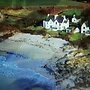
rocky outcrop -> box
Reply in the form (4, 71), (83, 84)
(0, 23), (20, 42)
(0, 12), (5, 22)
(44, 44), (90, 90)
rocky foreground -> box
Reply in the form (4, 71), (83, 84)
(45, 45), (90, 90)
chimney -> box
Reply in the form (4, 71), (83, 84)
(54, 14), (58, 20)
(47, 14), (50, 17)
(73, 14), (76, 18)
(62, 15), (66, 20)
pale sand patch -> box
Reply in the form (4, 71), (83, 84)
(0, 33), (68, 60)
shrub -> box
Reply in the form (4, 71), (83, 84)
(21, 26), (46, 36)
(34, 27), (46, 36)
(69, 33), (84, 42)
(16, 11), (45, 28)
(47, 30), (58, 37)
(77, 36), (90, 49)
(58, 30), (69, 40)
(69, 33), (88, 48)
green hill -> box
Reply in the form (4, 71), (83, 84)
(0, 0), (82, 7)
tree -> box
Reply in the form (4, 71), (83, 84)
(72, 0), (90, 3)
(81, 7), (90, 23)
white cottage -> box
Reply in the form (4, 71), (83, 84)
(72, 15), (80, 23)
(81, 21), (90, 35)
(43, 14), (69, 31)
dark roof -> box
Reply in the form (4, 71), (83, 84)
(56, 16), (64, 23)
(45, 15), (65, 23)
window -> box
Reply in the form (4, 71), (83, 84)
(63, 26), (65, 29)
(56, 22), (57, 24)
(83, 31), (85, 34)
(64, 21), (67, 23)
(67, 30), (69, 33)
(86, 30), (90, 34)
(83, 27), (85, 29)
(50, 26), (52, 29)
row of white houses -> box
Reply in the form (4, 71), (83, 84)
(43, 14), (90, 35)
(43, 14), (69, 31)
(0, 12), (89, 35)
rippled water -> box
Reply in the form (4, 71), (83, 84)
(0, 52), (56, 90)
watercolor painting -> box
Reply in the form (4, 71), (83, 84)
(0, 0), (90, 90)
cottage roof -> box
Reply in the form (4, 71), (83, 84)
(45, 15), (66, 23)
(56, 16), (64, 23)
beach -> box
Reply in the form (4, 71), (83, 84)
(0, 33), (69, 90)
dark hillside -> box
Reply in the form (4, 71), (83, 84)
(0, 0), (82, 7)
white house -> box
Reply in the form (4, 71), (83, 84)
(72, 15), (80, 23)
(81, 21), (90, 35)
(43, 14), (69, 31)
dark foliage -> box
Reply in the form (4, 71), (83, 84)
(73, 0), (90, 3)
(0, 23), (19, 32)
(78, 36), (90, 49)
(70, 36), (90, 49)
(21, 28), (46, 36)
(81, 7), (90, 23)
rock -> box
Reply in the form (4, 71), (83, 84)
(0, 12), (5, 22)
(75, 52), (84, 57)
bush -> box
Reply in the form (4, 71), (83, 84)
(47, 30), (58, 37)
(21, 26), (47, 36)
(34, 27), (46, 36)
(58, 30), (69, 40)
(16, 11), (45, 28)
(69, 33), (90, 48)
(77, 36), (90, 49)
(69, 33), (85, 42)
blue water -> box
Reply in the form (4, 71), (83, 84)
(0, 52), (56, 90)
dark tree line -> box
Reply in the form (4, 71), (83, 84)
(81, 7), (90, 23)
(73, 0), (90, 2)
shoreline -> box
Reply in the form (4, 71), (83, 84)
(0, 33), (68, 59)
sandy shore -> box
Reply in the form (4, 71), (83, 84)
(0, 33), (68, 60)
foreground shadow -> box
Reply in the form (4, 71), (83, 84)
(6, 78), (52, 90)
